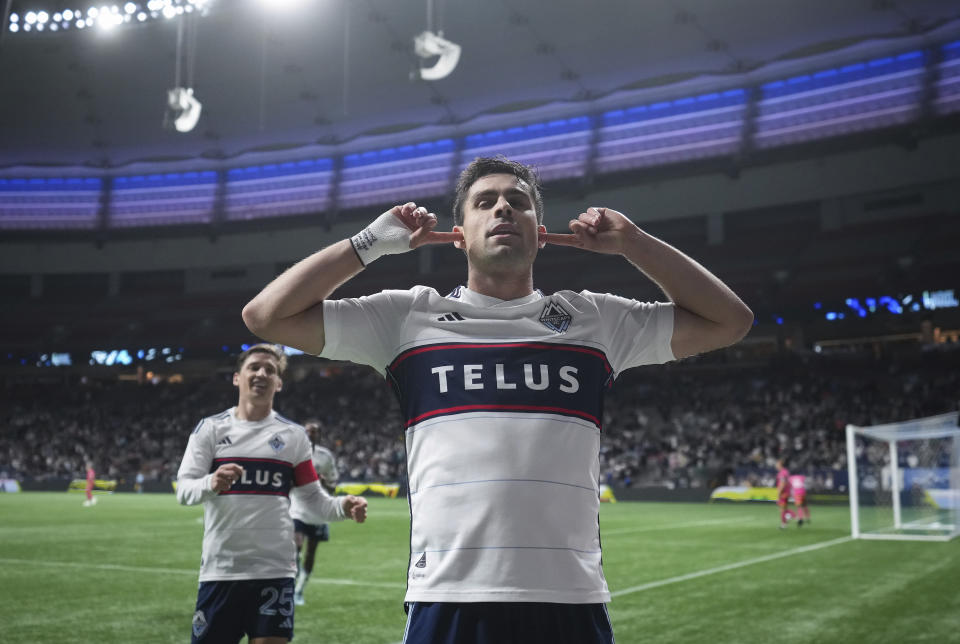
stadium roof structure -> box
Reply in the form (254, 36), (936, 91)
(3, 0), (960, 170)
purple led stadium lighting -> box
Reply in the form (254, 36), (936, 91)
(0, 177), (102, 230)
(111, 172), (218, 227)
(461, 119), (592, 183)
(2, 38), (957, 230)
(594, 91), (747, 173)
(224, 160), (334, 221)
(339, 141), (456, 210)
(754, 52), (926, 148)
(933, 40), (960, 115)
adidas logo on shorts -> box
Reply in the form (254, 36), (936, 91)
(436, 312), (465, 322)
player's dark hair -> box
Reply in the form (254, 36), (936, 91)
(235, 343), (287, 376)
(304, 420), (322, 442)
(452, 156), (544, 226)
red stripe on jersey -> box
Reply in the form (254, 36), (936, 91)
(294, 460), (319, 487)
(389, 341), (611, 373)
(407, 403), (600, 428)
(212, 457), (292, 467)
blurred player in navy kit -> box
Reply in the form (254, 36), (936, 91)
(290, 420), (340, 605)
(176, 343), (368, 644)
(242, 157), (753, 643)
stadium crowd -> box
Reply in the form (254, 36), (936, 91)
(1, 349), (956, 490)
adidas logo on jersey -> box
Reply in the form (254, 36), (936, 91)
(216, 436), (233, 446)
(436, 312), (465, 322)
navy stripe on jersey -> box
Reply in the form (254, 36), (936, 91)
(274, 413), (299, 427)
(210, 457), (294, 496)
(387, 342), (611, 429)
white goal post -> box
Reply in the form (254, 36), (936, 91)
(847, 411), (960, 542)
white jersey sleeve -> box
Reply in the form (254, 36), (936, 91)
(318, 288), (420, 372)
(580, 291), (675, 373)
(290, 430), (345, 524)
(176, 419), (218, 506)
(290, 481), (346, 523)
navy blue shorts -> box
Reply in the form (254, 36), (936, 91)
(402, 602), (615, 644)
(192, 577), (295, 643)
(293, 519), (330, 541)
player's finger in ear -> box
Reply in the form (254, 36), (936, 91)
(421, 230), (464, 245)
(541, 232), (583, 247)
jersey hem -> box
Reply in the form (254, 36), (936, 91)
(198, 571), (296, 582)
(403, 590), (612, 604)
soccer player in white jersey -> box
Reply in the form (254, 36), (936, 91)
(242, 157), (753, 643)
(290, 420), (339, 605)
(176, 343), (368, 644)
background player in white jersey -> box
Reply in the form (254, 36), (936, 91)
(290, 420), (339, 605)
(176, 343), (368, 644)
(242, 157), (753, 643)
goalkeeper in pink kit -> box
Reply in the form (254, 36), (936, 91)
(790, 473), (809, 527)
(775, 458), (796, 528)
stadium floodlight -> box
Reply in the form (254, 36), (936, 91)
(414, 30), (461, 81)
(847, 411), (960, 542)
(6, 1), (217, 37)
(165, 87), (202, 132)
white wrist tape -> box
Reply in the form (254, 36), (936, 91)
(350, 210), (414, 266)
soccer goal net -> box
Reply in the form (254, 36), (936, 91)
(846, 411), (959, 541)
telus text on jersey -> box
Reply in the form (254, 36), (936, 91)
(238, 468), (285, 488)
(430, 364), (580, 393)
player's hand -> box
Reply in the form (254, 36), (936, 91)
(539, 207), (637, 255)
(351, 202), (463, 265)
(390, 202), (463, 249)
(341, 494), (368, 523)
(210, 463), (243, 492)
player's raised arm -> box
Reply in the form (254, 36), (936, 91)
(242, 202), (461, 354)
(542, 206), (753, 359)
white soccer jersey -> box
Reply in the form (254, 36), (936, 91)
(289, 445), (338, 523)
(319, 285), (675, 603)
(176, 408), (345, 582)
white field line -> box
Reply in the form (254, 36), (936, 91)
(0, 557), (405, 589)
(610, 536), (852, 597)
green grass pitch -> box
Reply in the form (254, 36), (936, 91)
(2, 493), (958, 643)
